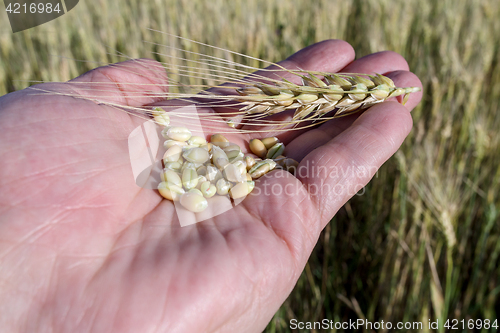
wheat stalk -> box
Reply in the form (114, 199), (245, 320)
(34, 30), (421, 134)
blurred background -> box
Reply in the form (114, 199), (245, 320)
(1, 0), (499, 331)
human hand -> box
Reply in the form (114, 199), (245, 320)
(0, 40), (421, 332)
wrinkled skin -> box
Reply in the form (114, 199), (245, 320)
(0, 40), (421, 333)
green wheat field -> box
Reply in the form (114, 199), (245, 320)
(1, 0), (499, 331)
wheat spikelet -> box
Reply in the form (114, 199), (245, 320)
(33, 30), (421, 134)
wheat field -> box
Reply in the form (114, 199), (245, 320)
(1, 0), (499, 332)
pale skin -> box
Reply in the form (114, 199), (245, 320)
(0, 40), (422, 332)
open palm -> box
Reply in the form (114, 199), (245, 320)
(0, 40), (421, 333)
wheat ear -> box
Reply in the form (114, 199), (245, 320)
(32, 31), (421, 133)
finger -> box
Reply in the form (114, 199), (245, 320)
(341, 50), (410, 74)
(283, 113), (359, 161)
(259, 39), (355, 83)
(63, 59), (169, 107)
(296, 101), (413, 226)
(284, 70), (422, 161)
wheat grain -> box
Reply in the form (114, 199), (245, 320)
(158, 128), (297, 211)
